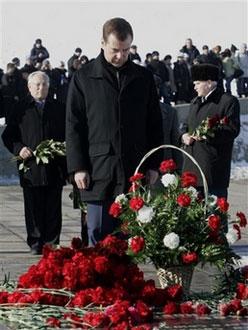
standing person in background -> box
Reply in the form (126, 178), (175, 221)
(147, 51), (169, 101)
(66, 17), (163, 246)
(163, 54), (177, 103)
(67, 48), (82, 79)
(52, 61), (69, 104)
(221, 48), (236, 95)
(173, 53), (192, 104)
(30, 39), (49, 65)
(180, 38), (200, 66)
(2, 71), (67, 255)
(235, 43), (248, 98)
(180, 64), (240, 198)
(1, 63), (26, 123)
(129, 45), (141, 62)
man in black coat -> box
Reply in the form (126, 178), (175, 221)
(181, 64), (240, 198)
(67, 47), (82, 79)
(2, 71), (67, 254)
(30, 39), (49, 65)
(66, 17), (163, 246)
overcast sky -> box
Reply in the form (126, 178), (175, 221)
(0, 0), (247, 69)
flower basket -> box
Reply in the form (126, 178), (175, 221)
(110, 145), (245, 295)
(157, 265), (194, 294)
(134, 145), (207, 293)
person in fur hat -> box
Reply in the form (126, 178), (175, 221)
(180, 64), (240, 198)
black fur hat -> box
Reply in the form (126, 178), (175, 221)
(191, 64), (219, 81)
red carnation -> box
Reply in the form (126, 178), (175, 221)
(229, 299), (242, 313)
(236, 283), (248, 300)
(130, 236), (145, 254)
(129, 182), (140, 192)
(94, 256), (109, 274)
(195, 303), (211, 315)
(181, 171), (197, 188)
(220, 116), (229, 125)
(83, 311), (109, 328)
(208, 214), (221, 232)
(177, 193), (191, 207)
(46, 317), (61, 328)
(181, 252), (198, 264)
(208, 114), (220, 128)
(129, 172), (145, 182)
(219, 303), (231, 316)
(236, 212), (247, 228)
(236, 308), (248, 316)
(166, 284), (183, 300)
(159, 159), (177, 173)
(163, 301), (178, 314)
(109, 202), (122, 218)
(233, 224), (241, 240)
(180, 301), (194, 314)
(217, 197), (229, 212)
(129, 197), (144, 211)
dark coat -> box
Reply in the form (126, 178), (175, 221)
(180, 45), (200, 65)
(181, 88), (240, 188)
(173, 61), (191, 102)
(30, 45), (49, 64)
(147, 60), (169, 82)
(66, 52), (163, 201)
(67, 54), (80, 78)
(2, 96), (67, 187)
(160, 102), (180, 160)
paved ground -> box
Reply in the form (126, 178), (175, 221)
(0, 180), (247, 329)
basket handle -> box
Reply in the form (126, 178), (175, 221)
(134, 144), (208, 208)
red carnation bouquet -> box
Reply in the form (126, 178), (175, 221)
(190, 114), (229, 140)
(110, 158), (246, 270)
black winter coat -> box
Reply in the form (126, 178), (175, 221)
(66, 52), (163, 201)
(181, 88), (240, 188)
(2, 96), (67, 187)
(30, 45), (49, 64)
(180, 45), (200, 65)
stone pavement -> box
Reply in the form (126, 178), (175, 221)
(0, 180), (247, 329)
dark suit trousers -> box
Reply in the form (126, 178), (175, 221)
(23, 185), (63, 248)
(87, 200), (119, 246)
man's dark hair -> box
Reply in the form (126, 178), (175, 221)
(102, 17), (133, 42)
(164, 55), (172, 61)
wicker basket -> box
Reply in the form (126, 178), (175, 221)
(134, 144), (209, 293)
(157, 266), (194, 294)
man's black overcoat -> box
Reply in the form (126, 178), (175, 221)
(181, 88), (240, 189)
(2, 96), (67, 187)
(66, 53), (163, 201)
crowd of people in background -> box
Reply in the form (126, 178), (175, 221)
(0, 37), (247, 122)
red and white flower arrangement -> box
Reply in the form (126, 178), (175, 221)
(110, 159), (246, 271)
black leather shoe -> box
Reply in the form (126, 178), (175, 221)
(30, 243), (43, 255)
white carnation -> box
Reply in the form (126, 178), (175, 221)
(115, 194), (127, 204)
(161, 173), (177, 187)
(226, 228), (239, 244)
(186, 186), (198, 198)
(137, 205), (154, 224)
(208, 194), (218, 207)
(163, 232), (180, 249)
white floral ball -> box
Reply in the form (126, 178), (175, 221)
(161, 173), (177, 188)
(115, 193), (128, 204)
(137, 205), (154, 224)
(163, 232), (180, 249)
(226, 228), (239, 244)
